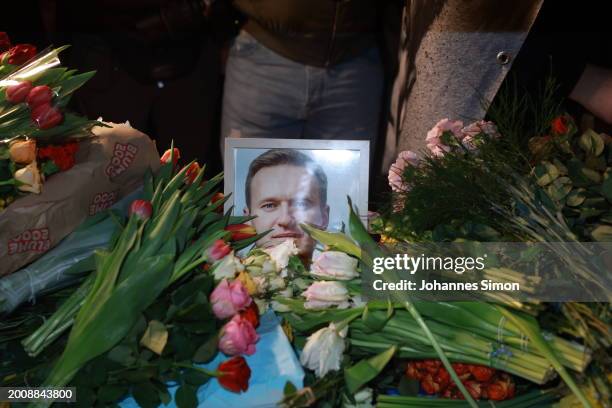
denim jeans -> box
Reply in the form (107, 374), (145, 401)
(221, 30), (384, 151)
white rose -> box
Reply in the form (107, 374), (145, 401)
(300, 322), (347, 378)
(311, 251), (359, 280)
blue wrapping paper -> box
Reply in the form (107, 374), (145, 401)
(119, 311), (304, 408)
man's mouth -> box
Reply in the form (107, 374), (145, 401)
(271, 232), (303, 239)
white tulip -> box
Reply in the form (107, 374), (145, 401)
(303, 281), (349, 310)
(300, 322), (347, 378)
(211, 251), (244, 281)
(311, 251), (359, 280)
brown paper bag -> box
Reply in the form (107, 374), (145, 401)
(0, 123), (160, 277)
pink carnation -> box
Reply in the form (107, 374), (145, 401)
(388, 150), (419, 192)
(426, 119), (464, 156)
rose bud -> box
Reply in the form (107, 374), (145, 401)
(26, 85), (53, 109)
(451, 363), (471, 378)
(239, 301), (260, 329)
(0, 32), (11, 52)
(420, 374), (439, 395)
(207, 239), (232, 262)
(5, 81), (33, 104)
(14, 161), (42, 194)
(468, 365), (495, 382)
(218, 314), (259, 356)
(128, 199), (153, 221)
(184, 162), (200, 185)
(486, 380), (510, 401)
(217, 356), (251, 393)
(406, 362), (423, 380)
(311, 251), (359, 280)
(225, 224), (257, 241)
(1, 44), (37, 65)
(434, 367), (451, 391)
(210, 279), (252, 319)
(463, 380), (482, 400)
(9, 139), (36, 164)
(423, 359), (442, 374)
(160, 148), (180, 165)
(31, 104), (63, 130)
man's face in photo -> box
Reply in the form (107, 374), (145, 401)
(245, 164), (330, 259)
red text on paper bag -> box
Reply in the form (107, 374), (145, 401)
(105, 143), (139, 178)
(8, 228), (51, 255)
(89, 190), (118, 215)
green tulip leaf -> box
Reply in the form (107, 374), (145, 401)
(344, 345), (397, 394)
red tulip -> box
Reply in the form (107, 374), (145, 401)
(160, 148), (180, 165)
(239, 301), (260, 329)
(225, 224), (257, 241)
(0, 32), (11, 52)
(129, 199), (153, 221)
(31, 104), (63, 130)
(208, 239), (231, 262)
(217, 356), (251, 393)
(184, 162), (200, 185)
(5, 81), (33, 104)
(26, 85), (53, 109)
(1, 44), (37, 65)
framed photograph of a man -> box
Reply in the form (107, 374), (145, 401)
(224, 138), (369, 262)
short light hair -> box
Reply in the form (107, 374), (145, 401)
(245, 149), (328, 208)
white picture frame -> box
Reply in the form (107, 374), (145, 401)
(224, 138), (370, 239)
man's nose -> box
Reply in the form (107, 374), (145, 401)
(277, 202), (296, 227)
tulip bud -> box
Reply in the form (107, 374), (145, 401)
(264, 239), (299, 273)
(9, 139), (36, 164)
(210, 279), (252, 319)
(160, 148), (180, 165)
(184, 162), (200, 185)
(218, 314), (259, 356)
(208, 239), (232, 262)
(5, 81), (33, 104)
(551, 115), (570, 136)
(211, 192), (225, 214)
(300, 322), (347, 378)
(31, 104), (63, 130)
(225, 223), (257, 241)
(2, 44), (37, 65)
(128, 199), (153, 221)
(26, 85), (53, 109)
(217, 356), (251, 393)
(311, 251), (359, 280)
(14, 161), (42, 194)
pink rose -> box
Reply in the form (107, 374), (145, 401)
(388, 150), (419, 192)
(219, 314), (259, 356)
(425, 119), (464, 156)
(210, 279), (252, 319)
(461, 120), (500, 150)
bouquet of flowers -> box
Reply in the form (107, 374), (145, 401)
(0, 32), (101, 207)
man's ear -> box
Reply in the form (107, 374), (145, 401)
(321, 205), (330, 229)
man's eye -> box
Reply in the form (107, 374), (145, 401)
(294, 200), (310, 209)
(261, 202), (277, 210)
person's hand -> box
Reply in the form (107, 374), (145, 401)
(570, 64), (612, 124)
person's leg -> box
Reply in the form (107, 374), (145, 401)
(221, 31), (307, 147)
(303, 47), (384, 151)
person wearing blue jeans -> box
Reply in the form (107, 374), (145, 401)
(221, 1), (391, 154)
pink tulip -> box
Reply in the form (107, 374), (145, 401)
(128, 199), (153, 221)
(208, 239), (231, 262)
(210, 279), (252, 319)
(219, 314), (259, 356)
